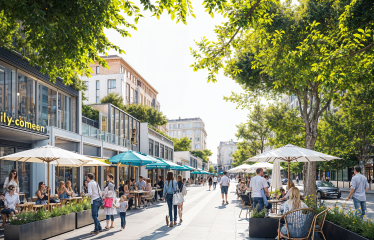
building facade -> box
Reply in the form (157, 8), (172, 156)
(167, 118), (207, 150)
(80, 55), (160, 111)
(174, 151), (205, 180)
(217, 140), (237, 171)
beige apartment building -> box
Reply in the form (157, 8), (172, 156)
(80, 55), (160, 111)
(167, 118), (207, 150)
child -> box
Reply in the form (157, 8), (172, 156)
(277, 188), (286, 200)
(119, 195), (128, 231)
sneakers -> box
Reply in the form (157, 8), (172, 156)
(166, 215), (169, 226)
(99, 229), (103, 232)
(90, 231), (99, 235)
(170, 222), (173, 227)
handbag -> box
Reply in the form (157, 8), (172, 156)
(103, 198), (113, 208)
(96, 183), (105, 207)
(172, 182), (183, 205)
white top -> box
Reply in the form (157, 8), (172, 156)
(249, 175), (268, 198)
(87, 180), (101, 204)
(213, 177), (217, 182)
(284, 200), (307, 213)
(3, 177), (19, 194)
(103, 186), (117, 215)
(220, 176), (230, 186)
(351, 173), (369, 201)
(5, 193), (19, 210)
(120, 201), (128, 212)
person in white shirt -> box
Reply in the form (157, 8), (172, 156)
(249, 168), (271, 211)
(1, 185), (19, 229)
(220, 171), (230, 204)
(213, 176), (218, 190)
(82, 173), (103, 235)
(3, 169), (19, 195)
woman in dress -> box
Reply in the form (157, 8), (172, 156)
(3, 169), (19, 195)
(103, 174), (116, 230)
(177, 175), (185, 223)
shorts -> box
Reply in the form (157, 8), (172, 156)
(221, 186), (228, 194)
(1, 208), (15, 216)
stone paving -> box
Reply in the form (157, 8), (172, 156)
(48, 181), (272, 240)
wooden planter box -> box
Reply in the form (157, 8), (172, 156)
(4, 213), (76, 240)
(323, 220), (369, 240)
(249, 217), (279, 238)
(76, 209), (105, 229)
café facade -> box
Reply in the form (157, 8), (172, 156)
(0, 48), (142, 199)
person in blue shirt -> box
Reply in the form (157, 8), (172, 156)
(163, 171), (178, 227)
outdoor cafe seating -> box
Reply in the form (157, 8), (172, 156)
(277, 208), (316, 240)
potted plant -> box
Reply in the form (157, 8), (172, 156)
(249, 209), (279, 238)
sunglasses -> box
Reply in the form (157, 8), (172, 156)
(12, 172), (16, 175)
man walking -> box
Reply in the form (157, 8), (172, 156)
(346, 166), (369, 219)
(220, 171), (230, 204)
(250, 168), (272, 212)
(213, 175), (218, 190)
(85, 173), (103, 234)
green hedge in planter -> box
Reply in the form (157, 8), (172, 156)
(304, 195), (374, 240)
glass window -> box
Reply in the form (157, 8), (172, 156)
(120, 112), (124, 138)
(173, 124), (176, 129)
(155, 142), (159, 157)
(18, 161), (31, 199)
(0, 65), (16, 118)
(183, 123), (187, 129)
(17, 74), (36, 124)
(96, 66), (99, 74)
(188, 123), (192, 128)
(135, 90), (138, 104)
(115, 109), (120, 137)
(83, 166), (97, 182)
(195, 137), (200, 142)
(178, 124), (180, 129)
(183, 131), (186, 136)
(195, 123), (201, 128)
(102, 115), (108, 132)
(165, 147), (168, 159)
(187, 130), (192, 134)
(160, 144), (164, 159)
(55, 166), (79, 193)
(108, 80), (116, 93)
(149, 139), (154, 156)
(38, 84), (56, 127)
(195, 129), (201, 134)
(119, 166), (128, 185)
(125, 114), (129, 140)
(96, 80), (100, 103)
(195, 144), (201, 149)
(111, 107), (115, 134)
(169, 124), (172, 129)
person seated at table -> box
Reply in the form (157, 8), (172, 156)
(65, 181), (74, 198)
(155, 176), (164, 199)
(119, 181), (125, 197)
(136, 176), (146, 207)
(82, 180), (88, 195)
(130, 179), (137, 190)
(283, 187), (307, 215)
(237, 178), (242, 188)
(123, 180), (134, 209)
(57, 181), (69, 199)
(276, 188), (286, 200)
(144, 179), (152, 198)
(238, 181), (247, 194)
(0, 185), (19, 229)
(36, 182), (57, 204)
(280, 182), (295, 201)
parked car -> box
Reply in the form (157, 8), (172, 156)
(316, 181), (341, 199)
(281, 178), (288, 185)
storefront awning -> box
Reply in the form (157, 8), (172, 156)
(0, 125), (49, 143)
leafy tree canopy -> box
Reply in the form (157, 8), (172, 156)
(82, 105), (99, 121)
(209, 165), (215, 173)
(191, 149), (213, 163)
(0, 0), (228, 85)
(231, 141), (259, 167)
(172, 137), (192, 152)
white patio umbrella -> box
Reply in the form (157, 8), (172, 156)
(246, 144), (341, 187)
(82, 158), (111, 166)
(248, 162), (284, 171)
(271, 161), (283, 190)
(0, 144), (94, 209)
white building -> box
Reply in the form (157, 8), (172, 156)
(217, 140), (237, 171)
(166, 118), (207, 150)
(80, 55), (160, 111)
(174, 151), (206, 180)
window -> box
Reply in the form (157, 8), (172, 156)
(183, 131), (186, 136)
(195, 144), (201, 149)
(126, 83), (130, 102)
(108, 80), (116, 93)
(130, 88), (134, 104)
(195, 129), (201, 134)
(173, 124), (176, 129)
(188, 123), (192, 128)
(178, 124), (181, 129)
(160, 144), (164, 158)
(195, 137), (200, 142)
(169, 124), (172, 129)
(165, 147), (168, 159)
(195, 122), (201, 128)
(96, 81), (100, 103)
(96, 66), (100, 74)
(183, 123), (187, 129)
(187, 130), (192, 134)
(83, 81), (89, 101)
(190, 138), (192, 140)
(135, 90), (138, 104)
(140, 94), (143, 104)
(155, 142), (159, 157)
(149, 139), (154, 156)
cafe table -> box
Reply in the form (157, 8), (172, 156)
(16, 202), (35, 212)
(268, 213), (282, 219)
(61, 197), (83, 206)
(268, 199), (283, 214)
(130, 190), (146, 208)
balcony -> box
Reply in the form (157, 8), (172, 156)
(82, 123), (131, 148)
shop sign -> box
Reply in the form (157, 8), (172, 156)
(0, 112), (46, 133)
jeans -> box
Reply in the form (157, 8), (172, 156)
(221, 186), (228, 194)
(213, 182), (217, 188)
(120, 212), (126, 228)
(106, 215), (114, 221)
(353, 197), (367, 219)
(91, 199), (102, 232)
(166, 194), (177, 222)
(253, 197), (272, 211)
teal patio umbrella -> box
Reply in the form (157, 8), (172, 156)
(182, 165), (194, 171)
(146, 159), (185, 170)
(191, 171), (202, 174)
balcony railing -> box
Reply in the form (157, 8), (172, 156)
(82, 123), (131, 148)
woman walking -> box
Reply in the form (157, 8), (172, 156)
(208, 176), (213, 191)
(163, 171), (178, 227)
(103, 174), (117, 230)
(177, 175), (185, 223)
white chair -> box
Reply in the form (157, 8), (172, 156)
(145, 190), (155, 207)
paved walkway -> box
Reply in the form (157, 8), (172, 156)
(48, 182), (270, 240)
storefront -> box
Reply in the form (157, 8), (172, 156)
(55, 166), (79, 192)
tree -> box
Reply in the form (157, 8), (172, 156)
(172, 137), (192, 152)
(191, 149), (213, 163)
(123, 104), (167, 127)
(100, 93), (125, 110)
(192, 0), (374, 197)
(231, 141), (259, 167)
(82, 105), (99, 121)
(0, 0), (230, 85)
(209, 165), (215, 173)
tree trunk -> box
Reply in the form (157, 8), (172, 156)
(304, 121), (318, 200)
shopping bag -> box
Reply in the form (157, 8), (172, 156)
(173, 192), (182, 205)
(103, 198), (113, 208)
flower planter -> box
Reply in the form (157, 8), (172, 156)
(75, 209), (105, 229)
(4, 213), (76, 240)
(323, 220), (369, 240)
(249, 217), (279, 238)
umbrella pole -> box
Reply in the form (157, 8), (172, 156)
(128, 163), (131, 188)
(288, 159), (290, 189)
(48, 161), (50, 211)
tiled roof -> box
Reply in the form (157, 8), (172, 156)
(0, 48), (79, 96)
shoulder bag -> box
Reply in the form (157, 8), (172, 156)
(173, 181), (183, 205)
(96, 183), (105, 207)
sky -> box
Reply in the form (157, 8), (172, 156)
(104, 1), (292, 164)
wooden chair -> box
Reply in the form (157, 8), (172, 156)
(31, 196), (37, 202)
(312, 209), (328, 240)
(239, 194), (252, 218)
(32, 205), (45, 212)
(144, 190), (155, 207)
(277, 208), (316, 240)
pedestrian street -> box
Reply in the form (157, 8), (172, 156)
(48, 182), (267, 240)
